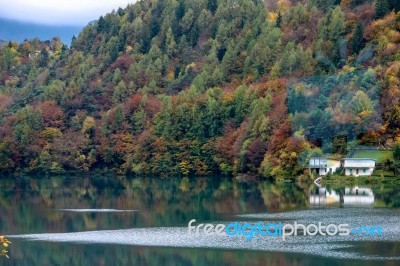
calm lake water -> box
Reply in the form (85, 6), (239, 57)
(1, 175), (399, 265)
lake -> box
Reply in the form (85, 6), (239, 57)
(1, 175), (399, 265)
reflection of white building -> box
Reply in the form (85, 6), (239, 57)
(343, 158), (376, 176)
(309, 157), (341, 176)
(309, 186), (375, 207)
(309, 187), (340, 206)
(343, 187), (374, 206)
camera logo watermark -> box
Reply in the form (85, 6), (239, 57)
(187, 219), (383, 241)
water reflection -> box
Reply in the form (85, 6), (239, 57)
(310, 186), (375, 207)
(309, 187), (340, 206)
(10, 208), (400, 261)
(57, 209), (138, 213)
(344, 187), (374, 206)
(0, 176), (399, 265)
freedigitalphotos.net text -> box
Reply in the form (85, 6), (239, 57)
(187, 219), (384, 241)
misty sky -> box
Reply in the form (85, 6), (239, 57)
(0, 0), (135, 26)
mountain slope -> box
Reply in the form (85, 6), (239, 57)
(0, 0), (400, 178)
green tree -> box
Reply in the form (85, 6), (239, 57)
(207, 0), (218, 14)
(315, 6), (345, 66)
(165, 27), (177, 57)
(388, 0), (400, 11)
(71, 35), (76, 47)
(351, 0), (368, 7)
(131, 109), (147, 134)
(276, 11), (282, 28)
(108, 36), (119, 62)
(113, 80), (127, 104)
(329, 6), (346, 41)
(349, 22), (365, 55)
(180, 8), (194, 33)
(393, 143), (400, 174)
(311, 0), (341, 11)
(117, 7), (125, 16)
(113, 105), (125, 133)
(98, 16), (106, 32)
(245, 25), (282, 77)
(375, 0), (389, 19)
(38, 48), (49, 67)
(0, 137), (15, 171)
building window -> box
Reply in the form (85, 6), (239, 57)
(363, 169), (366, 173)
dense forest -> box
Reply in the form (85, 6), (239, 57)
(0, 0), (400, 178)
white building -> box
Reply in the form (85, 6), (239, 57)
(309, 157), (341, 176)
(343, 158), (375, 176)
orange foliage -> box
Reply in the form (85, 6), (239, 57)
(267, 88), (287, 128)
(0, 94), (12, 113)
(365, 12), (400, 42)
(111, 54), (133, 71)
(111, 133), (134, 155)
(37, 101), (65, 128)
(125, 94), (144, 113)
(215, 120), (249, 166)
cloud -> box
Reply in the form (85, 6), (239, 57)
(0, 0), (135, 25)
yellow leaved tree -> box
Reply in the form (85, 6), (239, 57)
(0, 235), (11, 259)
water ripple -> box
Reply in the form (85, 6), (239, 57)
(8, 208), (400, 261)
(56, 209), (138, 213)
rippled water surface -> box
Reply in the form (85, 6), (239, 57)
(1, 176), (399, 265)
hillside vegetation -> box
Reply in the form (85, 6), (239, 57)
(0, 0), (400, 178)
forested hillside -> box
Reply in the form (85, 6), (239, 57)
(0, 0), (400, 178)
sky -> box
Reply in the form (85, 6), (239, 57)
(0, 18), (82, 44)
(0, 0), (135, 26)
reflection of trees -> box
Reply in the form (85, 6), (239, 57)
(372, 185), (400, 208)
(0, 235), (11, 259)
(258, 182), (309, 212)
(0, 176), (269, 234)
(8, 241), (338, 266)
(1, 177), (399, 264)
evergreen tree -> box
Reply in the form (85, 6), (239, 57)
(38, 48), (49, 67)
(166, 27), (177, 57)
(394, 143), (400, 161)
(98, 16), (106, 32)
(329, 6), (346, 42)
(176, 0), (185, 21)
(375, 0), (389, 19)
(351, 0), (367, 7)
(117, 7), (125, 16)
(108, 36), (119, 62)
(131, 109), (147, 134)
(112, 105), (125, 133)
(394, 143), (400, 174)
(118, 30), (127, 52)
(207, 0), (218, 14)
(71, 35), (77, 47)
(388, 0), (400, 12)
(113, 81), (127, 104)
(127, 6), (136, 22)
(276, 12), (282, 28)
(349, 22), (365, 55)
(312, 0), (341, 11)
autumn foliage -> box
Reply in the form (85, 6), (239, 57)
(0, 0), (400, 179)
